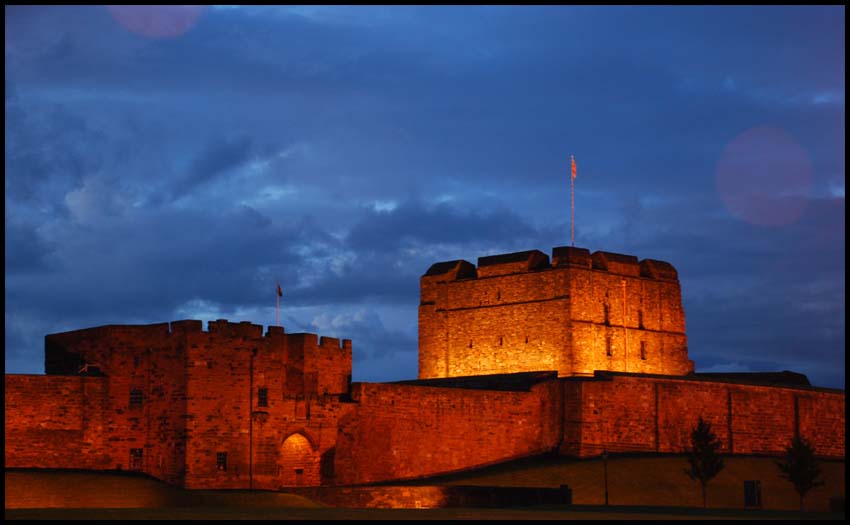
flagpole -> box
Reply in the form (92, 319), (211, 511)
(276, 281), (280, 327)
(571, 154), (576, 247)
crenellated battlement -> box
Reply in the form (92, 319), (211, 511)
(44, 319), (352, 378)
(423, 246), (679, 282)
(419, 246), (690, 380)
(45, 318), (351, 349)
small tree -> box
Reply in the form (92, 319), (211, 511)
(776, 435), (824, 511)
(684, 417), (725, 508)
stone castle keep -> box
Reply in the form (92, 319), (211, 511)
(419, 247), (692, 379)
(4, 246), (846, 490)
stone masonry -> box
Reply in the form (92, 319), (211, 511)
(4, 246), (844, 489)
(419, 247), (693, 379)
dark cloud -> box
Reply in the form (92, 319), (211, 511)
(5, 91), (104, 214)
(289, 198), (565, 306)
(4, 6), (844, 388)
(346, 200), (540, 252)
(169, 134), (255, 201)
(4, 218), (54, 274)
(309, 308), (416, 363)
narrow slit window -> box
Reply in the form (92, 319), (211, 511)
(129, 388), (143, 407)
(606, 334), (613, 357)
(640, 341), (647, 360)
(258, 387), (268, 408)
(216, 452), (228, 471)
(130, 448), (143, 470)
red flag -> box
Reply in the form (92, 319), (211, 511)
(276, 282), (282, 297)
(571, 155), (577, 180)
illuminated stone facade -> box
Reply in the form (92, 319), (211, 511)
(419, 247), (693, 379)
(3, 246), (845, 491)
(6, 320), (351, 489)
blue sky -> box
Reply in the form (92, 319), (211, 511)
(5, 6), (845, 387)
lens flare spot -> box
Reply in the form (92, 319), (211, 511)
(106, 5), (205, 39)
(715, 126), (813, 227)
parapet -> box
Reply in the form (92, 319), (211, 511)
(424, 259), (477, 280)
(281, 333), (351, 353)
(477, 250), (549, 277)
(170, 320), (203, 334)
(320, 336), (341, 350)
(420, 247), (679, 282)
(266, 325), (286, 337)
(46, 322), (171, 342)
(639, 259), (679, 281)
(591, 251), (640, 277)
(207, 319), (264, 339)
(552, 246), (592, 268)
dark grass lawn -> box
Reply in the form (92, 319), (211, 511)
(401, 453), (845, 512)
(4, 505), (845, 520)
(5, 454), (845, 520)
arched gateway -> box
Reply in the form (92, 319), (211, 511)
(279, 432), (319, 486)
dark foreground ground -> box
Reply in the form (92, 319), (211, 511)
(6, 455), (844, 520)
(4, 505), (845, 520)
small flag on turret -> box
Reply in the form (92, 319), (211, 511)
(571, 155), (577, 180)
(277, 282), (283, 297)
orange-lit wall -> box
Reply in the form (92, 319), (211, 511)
(561, 373), (845, 458)
(419, 247), (693, 380)
(7, 320), (353, 490)
(333, 379), (563, 485)
(38, 323), (188, 484)
(181, 325), (353, 490)
(4, 260), (845, 494)
(5, 375), (109, 470)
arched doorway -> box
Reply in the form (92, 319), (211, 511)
(279, 433), (319, 486)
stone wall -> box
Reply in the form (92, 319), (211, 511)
(5, 375), (109, 470)
(5, 311), (844, 493)
(560, 373), (845, 458)
(333, 379), (563, 485)
(181, 326), (353, 490)
(567, 249), (692, 376)
(8, 320), (354, 490)
(419, 247), (693, 380)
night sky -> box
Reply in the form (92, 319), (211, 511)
(5, 6), (845, 388)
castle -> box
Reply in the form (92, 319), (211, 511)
(419, 247), (691, 378)
(4, 246), (845, 490)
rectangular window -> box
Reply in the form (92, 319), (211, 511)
(258, 387), (268, 408)
(640, 341), (647, 360)
(129, 388), (143, 407)
(130, 448), (143, 470)
(744, 480), (762, 507)
(216, 452), (228, 471)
